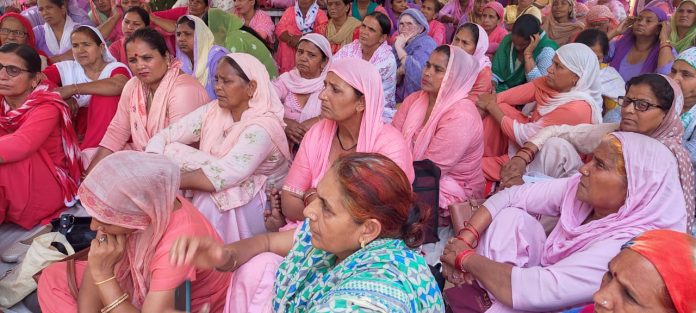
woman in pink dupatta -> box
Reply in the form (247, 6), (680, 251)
(38, 151), (230, 313)
(481, 2), (507, 58)
(441, 132), (687, 312)
(452, 23), (494, 105)
(270, 57), (414, 228)
(274, 0), (328, 74)
(146, 53), (291, 243)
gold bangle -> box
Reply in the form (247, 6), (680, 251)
(95, 275), (116, 286)
(101, 293), (129, 313)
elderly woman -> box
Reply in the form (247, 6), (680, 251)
(274, 0), (328, 74)
(491, 14), (558, 92)
(542, 0), (584, 45)
(668, 0), (696, 53)
(37, 152), (231, 313)
(234, 0), (275, 46)
(334, 12), (397, 121)
(0, 12), (49, 67)
(326, 0), (361, 53)
(146, 53), (290, 243)
(501, 73), (696, 235)
(85, 28), (209, 172)
(394, 9), (437, 103)
(33, 0), (79, 63)
(175, 15), (229, 100)
(584, 5), (619, 35)
(107, 7), (149, 65)
(480, 1), (507, 57)
(169, 153), (444, 312)
(481, 43), (602, 182)
(671, 47), (696, 171)
(0, 43), (80, 229)
(452, 23), (494, 105)
(273, 34), (331, 148)
(441, 132), (687, 312)
(608, 6), (675, 82)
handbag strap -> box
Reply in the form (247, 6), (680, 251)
(65, 248), (90, 299)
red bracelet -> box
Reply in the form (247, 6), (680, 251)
(455, 236), (476, 249)
(454, 250), (476, 273)
(457, 223), (480, 248)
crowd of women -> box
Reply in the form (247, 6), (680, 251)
(0, 0), (694, 310)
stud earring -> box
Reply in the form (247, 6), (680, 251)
(360, 238), (366, 249)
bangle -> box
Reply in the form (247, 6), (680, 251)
(101, 293), (128, 313)
(660, 43), (672, 50)
(95, 275), (116, 285)
(72, 83), (80, 95)
(454, 250), (476, 273)
(512, 154), (531, 165)
(457, 222), (480, 248)
(303, 190), (317, 207)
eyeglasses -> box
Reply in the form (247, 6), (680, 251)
(0, 28), (28, 38)
(0, 63), (31, 77)
(617, 96), (662, 112)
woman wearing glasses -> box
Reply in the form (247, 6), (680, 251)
(0, 43), (81, 230)
(0, 13), (50, 68)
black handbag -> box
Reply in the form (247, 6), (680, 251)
(412, 160), (441, 244)
(49, 214), (96, 254)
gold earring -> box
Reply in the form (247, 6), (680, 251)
(360, 238), (366, 249)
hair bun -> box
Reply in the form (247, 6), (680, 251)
(401, 203), (431, 248)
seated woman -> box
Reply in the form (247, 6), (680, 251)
(584, 5), (619, 35)
(492, 14), (558, 92)
(586, 0), (625, 23)
(334, 12), (397, 121)
(438, 0), (472, 29)
(208, 8), (279, 79)
(480, 1), (507, 58)
(668, 0), (696, 53)
(234, 0), (275, 46)
(500, 73), (696, 234)
(273, 33), (330, 149)
(441, 132), (687, 312)
(85, 28), (209, 172)
(274, 0), (328, 74)
(503, 0), (542, 30)
(43, 25), (130, 150)
(146, 53), (290, 243)
(87, 0), (114, 28)
(393, 9), (437, 104)
(0, 12), (50, 68)
(0, 43), (80, 229)
(608, 6), (675, 82)
(37, 151), (230, 313)
(108, 7), (149, 65)
(421, 0), (447, 45)
(175, 15), (228, 100)
(169, 153), (444, 313)
(452, 23), (494, 105)
(481, 43), (602, 182)
(541, 0), (584, 46)
(671, 47), (696, 171)
(33, 0), (80, 63)
(326, 0), (361, 53)
(271, 57), (414, 228)
(349, 0), (387, 21)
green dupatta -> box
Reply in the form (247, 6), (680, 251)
(351, 1), (379, 21)
(670, 0), (696, 53)
(492, 32), (558, 92)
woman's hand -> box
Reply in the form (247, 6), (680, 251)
(53, 85), (77, 100)
(476, 91), (497, 113)
(441, 238), (476, 285)
(264, 188), (287, 232)
(88, 229), (126, 282)
(169, 236), (231, 270)
(610, 16), (634, 38)
(284, 119), (308, 144)
(523, 33), (540, 57)
(499, 157), (527, 189)
(659, 20), (671, 43)
(394, 34), (409, 50)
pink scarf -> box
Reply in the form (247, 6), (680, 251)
(0, 82), (80, 205)
(472, 24), (491, 72)
(543, 132), (687, 265)
(78, 151), (180, 308)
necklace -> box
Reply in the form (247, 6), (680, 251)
(336, 129), (357, 151)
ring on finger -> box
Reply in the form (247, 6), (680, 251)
(98, 235), (107, 243)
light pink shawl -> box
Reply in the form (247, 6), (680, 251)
(273, 33), (332, 122)
(284, 57), (414, 191)
(543, 132), (687, 265)
(78, 151), (180, 308)
(472, 24), (491, 72)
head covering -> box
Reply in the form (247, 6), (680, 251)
(440, 0), (474, 24)
(610, 6), (669, 83)
(542, 0), (585, 45)
(472, 23), (491, 71)
(399, 8), (430, 34)
(482, 1), (504, 21)
(538, 43), (603, 123)
(622, 230), (696, 313)
(575, 2), (589, 20)
(543, 132), (687, 265)
(670, 0), (696, 53)
(677, 46), (696, 68)
(274, 33), (332, 122)
(585, 5), (619, 28)
(647, 75), (696, 233)
(0, 13), (36, 47)
(78, 151), (180, 308)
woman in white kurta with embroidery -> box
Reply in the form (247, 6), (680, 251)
(146, 53), (291, 243)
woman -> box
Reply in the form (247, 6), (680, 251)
(584, 4), (619, 35)
(668, 0), (696, 53)
(274, 0), (328, 74)
(608, 6), (675, 82)
(542, 0), (584, 45)
(0, 12), (50, 67)
(441, 132), (687, 312)
(274, 58), (414, 227)
(33, 0), (79, 63)
(671, 47), (696, 171)
(326, 0), (361, 53)
(385, 0), (413, 33)
(334, 12), (397, 121)
(169, 153), (444, 313)
(422, 0), (447, 45)
(439, 0), (473, 26)
(491, 14), (558, 92)
(350, 0), (386, 21)
(480, 1), (508, 57)
(146, 53), (290, 243)
(0, 43), (80, 229)
(175, 15), (229, 100)
(394, 9), (437, 103)
(85, 28), (209, 172)
(452, 23), (494, 105)
(234, 0), (275, 46)
(392, 46), (484, 263)
(107, 6), (149, 65)
(208, 8), (279, 79)
(87, 0), (114, 27)
(481, 43), (602, 182)
(586, 0), (626, 23)
(503, 0), (543, 28)
(273, 34), (330, 148)
(43, 25), (130, 150)
(37, 151), (230, 313)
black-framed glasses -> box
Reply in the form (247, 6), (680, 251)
(0, 28), (28, 38)
(0, 63), (31, 77)
(617, 96), (662, 112)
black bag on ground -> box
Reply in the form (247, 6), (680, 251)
(412, 160), (441, 244)
(50, 214), (96, 254)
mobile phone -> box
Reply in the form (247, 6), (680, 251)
(174, 280), (192, 312)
